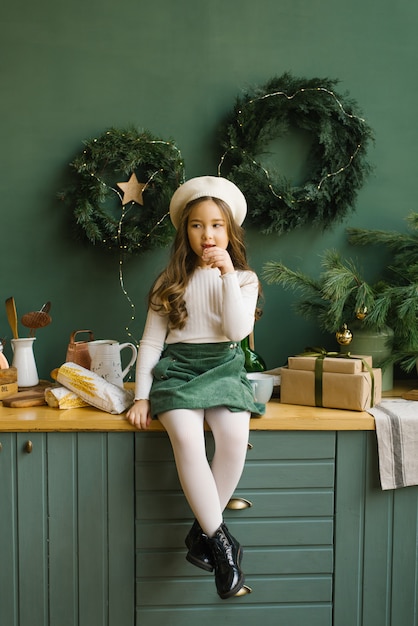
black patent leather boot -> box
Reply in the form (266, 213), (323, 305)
(185, 519), (214, 572)
(208, 523), (244, 599)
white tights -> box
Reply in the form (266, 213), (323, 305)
(158, 407), (250, 537)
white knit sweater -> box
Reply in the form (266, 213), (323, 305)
(134, 267), (259, 400)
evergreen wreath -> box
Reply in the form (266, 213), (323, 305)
(218, 73), (373, 234)
(63, 127), (185, 255)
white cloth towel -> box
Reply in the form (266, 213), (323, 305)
(368, 399), (418, 490)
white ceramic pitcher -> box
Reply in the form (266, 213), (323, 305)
(11, 337), (39, 387)
(88, 340), (137, 387)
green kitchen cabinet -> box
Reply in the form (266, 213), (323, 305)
(334, 431), (418, 626)
(0, 432), (135, 626)
(135, 430), (336, 626)
(135, 429), (418, 626)
(1, 425), (417, 626)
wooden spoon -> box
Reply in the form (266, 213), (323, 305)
(5, 297), (19, 339)
(21, 302), (52, 336)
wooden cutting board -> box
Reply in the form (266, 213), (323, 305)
(403, 389), (418, 401)
(1, 381), (51, 407)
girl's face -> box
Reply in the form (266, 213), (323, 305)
(187, 199), (229, 266)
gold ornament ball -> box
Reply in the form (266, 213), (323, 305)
(336, 324), (353, 345)
(356, 306), (368, 320)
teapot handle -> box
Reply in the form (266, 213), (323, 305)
(69, 330), (94, 343)
(119, 343), (138, 379)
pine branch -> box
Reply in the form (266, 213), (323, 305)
(262, 261), (321, 294)
(347, 214), (418, 273)
(264, 215), (418, 367)
(347, 227), (415, 250)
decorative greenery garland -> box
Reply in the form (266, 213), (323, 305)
(218, 73), (374, 234)
(63, 127), (185, 254)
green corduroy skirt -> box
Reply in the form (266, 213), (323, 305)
(149, 341), (265, 418)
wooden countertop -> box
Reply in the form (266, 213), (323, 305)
(0, 383), (413, 432)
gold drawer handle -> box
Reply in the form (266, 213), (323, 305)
(226, 497), (253, 510)
(25, 440), (33, 454)
(234, 585), (252, 596)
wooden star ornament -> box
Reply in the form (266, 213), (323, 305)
(117, 173), (146, 206)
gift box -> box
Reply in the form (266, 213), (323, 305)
(280, 365), (382, 411)
(287, 353), (373, 375)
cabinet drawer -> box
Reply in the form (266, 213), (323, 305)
(238, 459), (335, 489)
(137, 488), (334, 519)
(136, 545), (333, 578)
(135, 429), (335, 624)
(136, 458), (334, 492)
(137, 573), (332, 606)
(137, 518), (333, 551)
(248, 431), (336, 460)
(135, 431), (336, 462)
(137, 605), (331, 626)
(226, 488), (334, 517)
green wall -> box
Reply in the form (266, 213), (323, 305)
(1, 0), (417, 378)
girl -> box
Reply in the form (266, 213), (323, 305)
(126, 176), (264, 599)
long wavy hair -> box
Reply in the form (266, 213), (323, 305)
(148, 196), (254, 330)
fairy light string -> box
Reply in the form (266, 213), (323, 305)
(219, 87), (365, 200)
(224, 87), (365, 197)
(217, 73), (373, 234)
(115, 169), (171, 345)
(72, 129), (185, 254)
(65, 127), (185, 343)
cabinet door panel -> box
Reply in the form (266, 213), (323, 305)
(48, 432), (135, 626)
(0, 432), (135, 626)
(77, 434), (108, 625)
(107, 433), (135, 626)
(0, 433), (50, 625)
(47, 433), (78, 626)
(0, 433), (18, 626)
(334, 431), (418, 626)
(16, 433), (49, 626)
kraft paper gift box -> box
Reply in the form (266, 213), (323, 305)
(287, 354), (373, 374)
(280, 366), (382, 411)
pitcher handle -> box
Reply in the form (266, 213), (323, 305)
(119, 343), (138, 379)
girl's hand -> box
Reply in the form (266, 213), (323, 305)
(202, 246), (234, 274)
(126, 399), (152, 430)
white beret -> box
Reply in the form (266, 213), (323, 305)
(169, 176), (247, 229)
